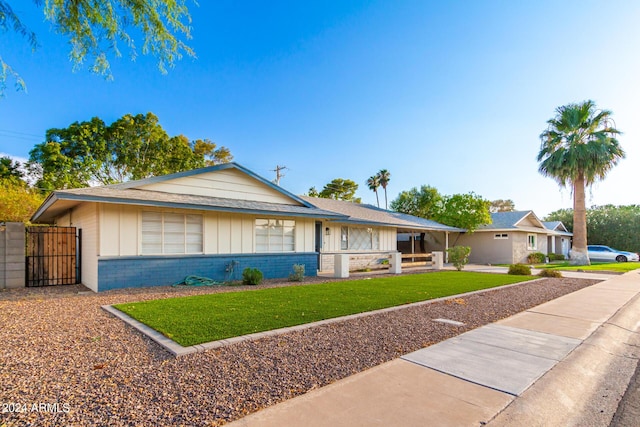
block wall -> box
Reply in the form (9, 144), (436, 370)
(0, 223), (25, 289)
(97, 252), (318, 291)
(319, 252), (391, 273)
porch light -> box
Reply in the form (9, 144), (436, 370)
(325, 227), (331, 236)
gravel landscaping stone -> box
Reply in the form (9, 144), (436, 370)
(0, 274), (598, 426)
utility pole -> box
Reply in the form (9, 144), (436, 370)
(272, 165), (288, 185)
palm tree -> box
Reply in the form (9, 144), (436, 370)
(538, 100), (624, 265)
(366, 175), (381, 207)
(377, 169), (391, 209)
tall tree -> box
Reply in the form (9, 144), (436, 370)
(433, 192), (492, 232)
(28, 112), (232, 190)
(391, 185), (491, 231)
(377, 169), (391, 209)
(0, 156), (23, 180)
(546, 205), (640, 253)
(544, 208), (574, 231)
(390, 185), (442, 219)
(318, 178), (361, 203)
(0, 178), (44, 222)
(192, 139), (233, 166)
(1, 0), (195, 96)
(490, 199), (515, 213)
(366, 175), (381, 208)
(538, 100), (624, 265)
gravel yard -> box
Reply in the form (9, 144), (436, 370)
(0, 274), (598, 426)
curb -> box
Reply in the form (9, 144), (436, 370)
(487, 273), (640, 426)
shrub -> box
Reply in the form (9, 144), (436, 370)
(538, 269), (563, 278)
(447, 246), (471, 271)
(527, 252), (546, 264)
(289, 264), (305, 282)
(508, 264), (531, 275)
(242, 267), (263, 285)
(548, 253), (565, 261)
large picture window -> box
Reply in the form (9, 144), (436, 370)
(343, 227), (380, 251)
(141, 211), (203, 254)
(255, 219), (295, 252)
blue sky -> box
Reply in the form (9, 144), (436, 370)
(1, 0), (639, 217)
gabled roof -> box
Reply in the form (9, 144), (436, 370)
(476, 211), (549, 233)
(31, 163), (347, 223)
(104, 162), (315, 207)
(543, 221), (573, 236)
(300, 196), (464, 232)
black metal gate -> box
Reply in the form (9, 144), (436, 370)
(25, 227), (82, 287)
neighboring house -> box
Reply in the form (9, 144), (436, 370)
(542, 221), (572, 258)
(30, 163), (461, 291)
(456, 211), (571, 264)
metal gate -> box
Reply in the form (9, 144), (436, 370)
(25, 227), (81, 287)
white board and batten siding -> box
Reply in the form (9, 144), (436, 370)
(99, 204), (316, 257)
(321, 223), (397, 252)
(138, 168), (300, 205)
(55, 202), (100, 292)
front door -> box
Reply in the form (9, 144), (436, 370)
(315, 221), (323, 270)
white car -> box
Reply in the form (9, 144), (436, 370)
(587, 245), (640, 262)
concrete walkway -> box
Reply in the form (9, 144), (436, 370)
(228, 270), (640, 427)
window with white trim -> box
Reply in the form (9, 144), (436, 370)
(341, 226), (348, 250)
(255, 219), (295, 252)
(141, 211), (203, 254)
(494, 233), (508, 239)
(342, 227), (380, 250)
(527, 234), (537, 250)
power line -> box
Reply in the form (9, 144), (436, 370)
(272, 165), (288, 185)
(0, 129), (42, 139)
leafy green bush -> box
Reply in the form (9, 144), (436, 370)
(548, 253), (565, 261)
(508, 264), (532, 275)
(289, 264), (305, 282)
(527, 252), (546, 264)
(538, 269), (563, 278)
(447, 246), (471, 271)
(242, 267), (263, 285)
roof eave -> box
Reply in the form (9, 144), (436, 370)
(327, 217), (464, 232)
(44, 193), (347, 219)
(30, 192), (59, 223)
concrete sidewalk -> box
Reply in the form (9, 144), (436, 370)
(228, 270), (640, 427)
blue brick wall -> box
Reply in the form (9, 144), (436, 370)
(97, 253), (318, 291)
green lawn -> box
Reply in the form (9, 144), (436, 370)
(541, 261), (640, 273)
(114, 272), (533, 346)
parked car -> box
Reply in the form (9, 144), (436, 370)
(587, 245), (640, 262)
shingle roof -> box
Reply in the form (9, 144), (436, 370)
(30, 162), (461, 232)
(543, 221), (572, 235)
(477, 211), (533, 230)
(476, 210), (567, 235)
(31, 184), (347, 223)
(300, 196), (464, 232)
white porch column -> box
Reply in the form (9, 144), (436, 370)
(550, 236), (556, 254)
(445, 232), (450, 263)
(334, 254), (349, 278)
(389, 252), (402, 274)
